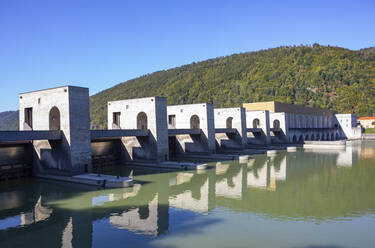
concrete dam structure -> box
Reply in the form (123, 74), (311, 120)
(243, 101), (362, 146)
(167, 103), (215, 155)
(0, 86), (363, 186)
(19, 86), (92, 176)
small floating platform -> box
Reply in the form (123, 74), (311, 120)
(37, 173), (134, 188)
(126, 160), (207, 170)
(175, 153), (239, 161)
(303, 140), (346, 150)
(73, 173), (133, 188)
(287, 146), (297, 152)
(267, 150), (278, 156)
(239, 155), (251, 163)
(160, 161), (207, 170)
(220, 149), (267, 155)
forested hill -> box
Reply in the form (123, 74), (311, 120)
(0, 44), (374, 130)
(90, 44), (375, 129)
(0, 111), (19, 130)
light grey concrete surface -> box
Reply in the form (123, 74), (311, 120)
(19, 86), (92, 176)
(303, 140), (346, 149)
(36, 173), (133, 188)
(214, 107), (247, 152)
(126, 160), (208, 170)
(287, 146), (297, 152)
(246, 110), (271, 145)
(74, 173), (133, 188)
(167, 103), (216, 154)
(269, 112), (288, 143)
(335, 114), (362, 139)
(108, 97), (169, 163)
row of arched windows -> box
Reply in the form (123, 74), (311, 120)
(48, 108), (149, 131)
(251, 119), (280, 129)
(139, 114), (233, 130)
(48, 107), (282, 132)
(114, 113), (203, 130)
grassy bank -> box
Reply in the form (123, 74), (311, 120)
(365, 128), (375, 133)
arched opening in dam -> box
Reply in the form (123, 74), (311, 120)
(226, 117), (233, 129)
(273, 119), (280, 129)
(137, 112), (148, 130)
(49, 106), (61, 131)
(190, 115), (200, 129)
(253, 118), (260, 129)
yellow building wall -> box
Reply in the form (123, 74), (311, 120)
(243, 101), (335, 116)
(242, 101), (275, 112)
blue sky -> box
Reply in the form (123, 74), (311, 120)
(0, 0), (374, 111)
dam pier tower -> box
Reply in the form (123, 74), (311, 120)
(19, 86), (92, 175)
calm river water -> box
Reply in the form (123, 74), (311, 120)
(1, 141), (375, 248)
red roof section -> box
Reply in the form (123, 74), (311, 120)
(358, 117), (375, 120)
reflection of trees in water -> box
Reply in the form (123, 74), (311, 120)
(0, 177), (169, 246)
(2, 144), (375, 246)
(247, 156), (268, 179)
(216, 161), (243, 183)
(217, 150), (375, 221)
(0, 195), (53, 229)
(138, 205), (150, 220)
(215, 162), (244, 199)
(169, 172), (208, 201)
(109, 195), (160, 235)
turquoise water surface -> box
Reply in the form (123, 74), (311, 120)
(1, 141), (375, 248)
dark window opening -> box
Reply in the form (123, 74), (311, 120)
(24, 108), (33, 130)
(168, 115), (176, 128)
(113, 112), (121, 128)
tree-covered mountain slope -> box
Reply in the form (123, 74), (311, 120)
(90, 44), (375, 129)
(0, 111), (19, 130)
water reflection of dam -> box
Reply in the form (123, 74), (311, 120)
(0, 145), (368, 247)
(0, 156), (288, 246)
(216, 161), (244, 199)
(109, 195), (159, 235)
(0, 196), (52, 230)
(304, 143), (361, 167)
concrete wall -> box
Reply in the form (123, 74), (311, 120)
(0, 144), (33, 166)
(214, 107), (247, 150)
(276, 111), (338, 143)
(107, 97), (169, 162)
(243, 101), (341, 143)
(335, 114), (362, 139)
(167, 103), (216, 153)
(269, 112), (287, 143)
(19, 86), (92, 175)
(246, 110), (270, 144)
